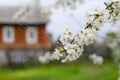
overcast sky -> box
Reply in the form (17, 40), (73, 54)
(0, 0), (114, 42)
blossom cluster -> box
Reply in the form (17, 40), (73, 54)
(38, 52), (54, 64)
(53, 1), (120, 63)
(89, 53), (104, 65)
(85, 1), (120, 30)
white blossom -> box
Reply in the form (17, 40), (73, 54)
(62, 52), (77, 63)
(53, 49), (63, 60)
(60, 35), (68, 45)
(60, 26), (74, 45)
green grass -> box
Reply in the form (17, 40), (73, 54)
(0, 61), (119, 80)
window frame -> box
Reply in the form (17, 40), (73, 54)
(2, 26), (15, 43)
(26, 27), (38, 44)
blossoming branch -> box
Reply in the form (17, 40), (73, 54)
(53, 1), (120, 63)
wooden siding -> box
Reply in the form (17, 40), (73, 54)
(15, 26), (26, 44)
(38, 26), (50, 47)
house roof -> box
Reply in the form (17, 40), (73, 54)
(0, 6), (49, 26)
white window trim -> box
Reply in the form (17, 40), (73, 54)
(2, 26), (15, 43)
(26, 27), (38, 44)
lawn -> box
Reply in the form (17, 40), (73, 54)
(0, 61), (119, 80)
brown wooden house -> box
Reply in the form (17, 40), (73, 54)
(0, 6), (51, 65)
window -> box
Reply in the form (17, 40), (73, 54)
(26, 27), (38, 44)
(2, 26), (15, 43)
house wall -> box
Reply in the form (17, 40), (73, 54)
(0, 25), (51, 65)
(0, 25), (50, 48)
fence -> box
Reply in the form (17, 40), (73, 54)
(0, 48), (47, 66)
